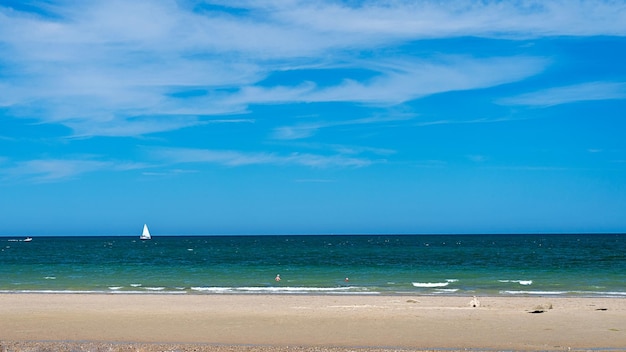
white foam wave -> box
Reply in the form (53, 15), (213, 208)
(44, 276), (56, 280)
(412, 282), (449, 288)
(143, 287), (165, 291)
(191, 287), (234, 293)
(108, 286), (123, 290)
(499, 280), (533, 285)
(502, 290), (566, 295)
(593, 291), (626, 296)
(0, 290), (104, 294)
(0, 289), (187, 295)
(569, 291), (626, 297)
(130, 283), (142, 287)
(109, 290), (186, 295)
(435, 288), (459, 293)
(239, 286), (355, 293)
(191, 286), (364, 294)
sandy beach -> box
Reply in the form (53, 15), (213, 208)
(1, 294), (624, 351)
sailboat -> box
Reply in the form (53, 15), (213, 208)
(139, 224), (152, 240)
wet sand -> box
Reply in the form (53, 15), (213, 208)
(1, 294), (624, 351)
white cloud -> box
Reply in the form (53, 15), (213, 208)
(271, 141), (396, 157)
(230, 0), (626, 39)
(0, 157), (150, 183)
(414, 116), (528, 127)
(272, 125), (319, 140)
(272, 114), (413, 140)
(499, 81), (626, 107)
(229, 56), (547, 109)
(150, 147), (376, 168)
(66, 116), (253, 138)
(2, 159), (111, 182)
(303, 56), (546, 104)
(0, 0), (624, 138)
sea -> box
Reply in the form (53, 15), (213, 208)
(1, 234), (624, 297)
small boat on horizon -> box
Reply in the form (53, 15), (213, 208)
(139, 224), (152, 240)
(24, 237), (32, 242)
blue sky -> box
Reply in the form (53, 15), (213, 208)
(1, 0), (625, 236)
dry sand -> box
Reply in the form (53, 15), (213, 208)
(1, 294), (624, 351)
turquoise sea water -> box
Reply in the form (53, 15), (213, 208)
(0, 234), (624, 296)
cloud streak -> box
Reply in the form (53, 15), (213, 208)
(498, 81), (626, 107)
(225, 1), (626, 41)
(0, 155), (151, 183)
(272, 114), (414, 140)
(150, 147), (377, 168)
(2, 159), (113, 183)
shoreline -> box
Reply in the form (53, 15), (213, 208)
(1, 294), (625, 351)
(2, 289), (625, 298)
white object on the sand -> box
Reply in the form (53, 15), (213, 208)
(470, 296), (480, 308)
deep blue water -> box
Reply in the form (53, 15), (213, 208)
(1, 234), (624, 296)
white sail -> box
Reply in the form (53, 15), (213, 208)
(140, 224), (151, 240)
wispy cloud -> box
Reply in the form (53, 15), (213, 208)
(229, 56), (547, 106)
(141, 169), (199, 177)
(270, 141), (396, 157)
(2, 1), (622, 138)
(498, 81), (626, 107)
(150, 147), (377, 168)
(0, 157), (149, 183)
(0, 142), (384, 184)
(272, 114), (414, 140)
(66, 116), (254, 138)
(232, 1), (626, 40)
(2, 159), (112, 183)
(414, 116), (526, 127)
(485, 165), (573, 171)
(66, 115), (205, 138)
